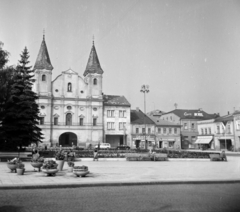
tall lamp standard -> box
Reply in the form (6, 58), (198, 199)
(140, 85), (149, 150)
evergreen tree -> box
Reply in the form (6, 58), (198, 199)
(0, 42), (13, 149)
(0, 41), (9, 69)
(1, 47), (43, 150)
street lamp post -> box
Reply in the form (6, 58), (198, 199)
(140, 85), (149, 150)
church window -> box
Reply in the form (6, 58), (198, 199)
(93, 118), (97, 126)
(79, 118), (84, 126)
(67, 83), (72, 92)
(39, 117), (44, 125)
(42, 75), (46, 81)
(93, 78), (97, 85)
(54, 117), (58, 125)
(66, 113), (72, 126)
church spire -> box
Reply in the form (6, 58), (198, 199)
(83, 41), (103, 77)
(34, 35), (53, 70)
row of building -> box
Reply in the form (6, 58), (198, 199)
(33, 36), (240, 151)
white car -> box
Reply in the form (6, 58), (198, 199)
(95, 143), (111, 149)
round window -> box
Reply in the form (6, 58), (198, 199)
(55, 89), (58, 92)
(80, 90), (84, 93)
(93, 107), (97, 111)
(67, 106), (72, 110)
(41, 106), (45, 109)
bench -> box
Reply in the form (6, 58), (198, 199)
(126, 153), (168, 161)
(0, 152), (32, 161)
(209, 154), (227, 161)
(153, 153), (168, 161)
(126, 153), (151, 161)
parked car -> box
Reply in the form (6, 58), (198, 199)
(116, 145), (130, 150)
(94, 143), (111, 149)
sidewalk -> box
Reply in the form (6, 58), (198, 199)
(0, 156), (240, 189)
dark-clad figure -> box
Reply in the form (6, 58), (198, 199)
(220, 150), (227, 161)
(93, 148), (98, 161)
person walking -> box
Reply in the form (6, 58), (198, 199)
(93, 148), (98, 161)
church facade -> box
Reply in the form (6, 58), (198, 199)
(33, 36), (104, 148)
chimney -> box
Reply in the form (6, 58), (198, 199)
(228, 111), (230, 115)
(136, 107), (139, 111)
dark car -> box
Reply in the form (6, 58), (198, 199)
(116, 145), (130, 150)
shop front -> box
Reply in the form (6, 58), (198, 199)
(132, 135), (156, 149)
(195, 136), (214, 150)
(157, 138), (180, 149)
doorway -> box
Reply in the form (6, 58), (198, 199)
(59, 132), (77, 147)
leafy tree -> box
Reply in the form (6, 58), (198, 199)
(0, 47), (43, 150)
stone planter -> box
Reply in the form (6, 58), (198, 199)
(73, 167), (89, 177)
(31, 162), (43, 172)
(56, 160), (65, 171)
(7, 163), (17, 173)
(42, 169), (58, 176)
(16, 168), (25, 175)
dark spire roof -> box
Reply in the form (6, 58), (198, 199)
(131, 109), (155, 125)
(83, 42), (103, 76)
(34, 36), (53, 70)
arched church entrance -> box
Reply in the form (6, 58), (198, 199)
(59, 132), (77, 147)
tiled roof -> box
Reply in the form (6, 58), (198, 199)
(131, 109), (155, 125)
(103, 95), (130, 107)
(83, 42), (103, 77)
(147, 109), (165, 116)
(34, 36), (53, 70)
(149, 116), (181, 127)
(214, 114), (233, 125)
(233, 110), (240, 115)
(163, 109), (218, 120)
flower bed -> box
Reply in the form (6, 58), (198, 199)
(36, 149), (218, 159)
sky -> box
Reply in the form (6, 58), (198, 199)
(1, 0), (240, 116)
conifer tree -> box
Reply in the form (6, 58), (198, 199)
(1, 47), (43, 150)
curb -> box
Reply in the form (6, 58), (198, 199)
(1, 179), (240, 190)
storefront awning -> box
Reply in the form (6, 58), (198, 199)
(195, 137), (212, 144)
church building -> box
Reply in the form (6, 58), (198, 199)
(33, 35), (104, 148)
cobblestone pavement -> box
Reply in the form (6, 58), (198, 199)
(0, 157), (240, 188)
(1, 184), (240, 212)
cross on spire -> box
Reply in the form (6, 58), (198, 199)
(43, 29), (45, 40)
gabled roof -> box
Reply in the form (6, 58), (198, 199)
(149, 116), (181, 127)
(62, 68), (78, 75)
(163, 109), (218, 120)
(34, 36), (53, 70)
(131, 109), (155, 125)
(103, 95), (130, 107)
(83, 42), (103, 77)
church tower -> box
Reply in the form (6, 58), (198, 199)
(83, 41), (103, 98)
(33, 35), (53, 96)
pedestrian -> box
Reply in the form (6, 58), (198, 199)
(220, 150), (227, 161)
(93, 148), (98, 161)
